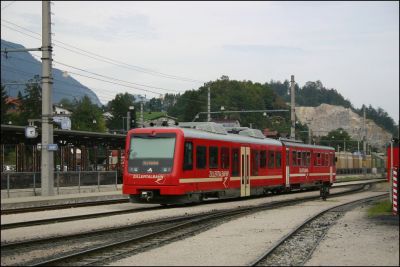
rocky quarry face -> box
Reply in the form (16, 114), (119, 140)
(296, 104), (392, 150)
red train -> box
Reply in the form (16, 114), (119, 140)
(387, 141), (399, 181)
(122, 123), (336, 204)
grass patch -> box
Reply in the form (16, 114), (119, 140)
(367, 200), (393, 216)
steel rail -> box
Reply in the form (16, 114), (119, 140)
(1, 198), (129, 215)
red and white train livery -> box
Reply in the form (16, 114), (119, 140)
(122, 124), (336, 204)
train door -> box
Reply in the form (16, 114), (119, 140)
(285, 147), (290, 188)
(240, 147), (251, 197)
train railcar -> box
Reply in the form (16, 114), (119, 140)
(387, 142), (399, 181)
(335, 151), (386, 175)
(282, 141), (335, 191)
(122, 124), (336, 204)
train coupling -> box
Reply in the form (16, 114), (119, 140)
(140, 191), (154, 202)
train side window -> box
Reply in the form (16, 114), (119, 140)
(232, 148), (240, 176)
(251, 150), (259, 175)
(196, 146), (207, 169)
(302, 152), (307, 167)
(221, 147), (230, 169)
(209, 146), (219, 169)
(183, 141), (193, 170)
(268, 151), (275, 168)
(316, 153), (321, 166)
(260, 150), (267, 168)
(292, 151), (297, 166)
(297, 151), (302, 166)
(306, 152), (311, 166)
(276, 152), (282, 168)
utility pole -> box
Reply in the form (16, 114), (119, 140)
(306, 117), (312, 144)
(140, 101), (144, 127)
(390, 140), (393, 203)
(207, 86), (211, 122)
(126, 111), (130, 131)
(362, 106), (367, 175)
(290, 75), (295, 140)
(127, 106), (134, 130)
(41, 1), (54, 196)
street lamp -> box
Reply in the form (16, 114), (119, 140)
(128, 106), (135, 130)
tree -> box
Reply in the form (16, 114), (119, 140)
(318, 128), (358, 152)
(71, 96), (106, 132)
(16, 76), (42, 125)
(106, 93), (136, 131)
(354, 104), (398, 137)
(58, 98), (76, 111)
(146, 97), (162, 112)
(1, 84), (10, 124)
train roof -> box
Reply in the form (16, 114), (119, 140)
(130, 126), (333, 150)
(133, 126), (282, 146)
(281, 141), (335, 151)
(181, 128), (283, 146)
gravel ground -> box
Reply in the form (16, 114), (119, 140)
(305, 204), (399, 266)
(108, 190), (389, 266)
(2, 187), (354, 244)
(1, 182), (392, 267)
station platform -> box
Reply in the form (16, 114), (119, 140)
(1, 187), (127, 211)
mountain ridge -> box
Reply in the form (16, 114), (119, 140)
(296, 103), (392, 149)
(1, 39), (101, 106)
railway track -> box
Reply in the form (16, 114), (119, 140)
(1, 175), (384, 216)
(1, 198), (129, 215)
(1, 179), (385, 230)
(2, 180), (384, 231)
(1, 205), (162, 230)
(1, 183), (374, 266)
(250, 193), (388, 266)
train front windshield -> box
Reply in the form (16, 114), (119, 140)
(128, 133), (176, 174)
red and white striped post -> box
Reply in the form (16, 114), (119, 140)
(393, 168), (398, 216)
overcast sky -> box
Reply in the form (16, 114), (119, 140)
(1, 1), (399, 122)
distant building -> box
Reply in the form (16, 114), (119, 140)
(5, 97), (22, 113)
(142, 112), (178, 127)
(102, 111), (113, 121)
(53, 105), (72, 115)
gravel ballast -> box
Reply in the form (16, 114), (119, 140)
(109, 191), (392, 266)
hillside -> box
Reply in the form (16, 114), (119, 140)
(1, 39), (101, 106)
(268, 80), (397, 137)
(296, 104), (392, 149)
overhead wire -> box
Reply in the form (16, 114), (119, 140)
(2, 41), (208, 105)
(1, 1), (16, 10)
(1, 18), (206, 84)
